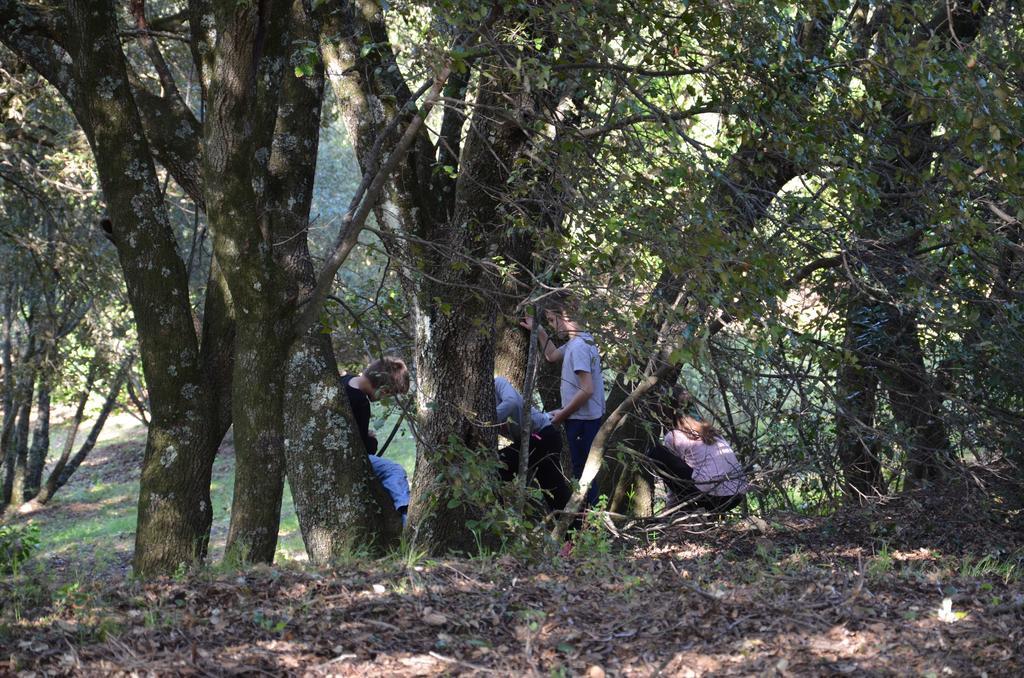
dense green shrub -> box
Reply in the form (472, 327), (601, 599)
(0, 524), (40, 575)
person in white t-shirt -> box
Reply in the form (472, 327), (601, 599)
(521, 292), (605, 505)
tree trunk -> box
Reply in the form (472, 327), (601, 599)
(24, 363), (51, 501)
(609, 464), (655, 517)
(3, 393), (31, 510)
(407, 301), (498, 554)
(886, 312), (950, 483)
(2, 328), (36, 509)
(222, 319), (287, 563)
(3, 388), (33, 509)
(404, 69), (543, 553)
(283, 333), (402, 561)
(836, 125), (950, 487)
(199, 259), (235, 439)
(201, 3), (292, 564)
(60, 0), (220, 577)
(0, 282), (17, 493)
(54, 366), (126, 491)
(277, 5), (403, 560)
(835, 303), (885, 498)
(29, 353), (100, 506)
(204, 0), (401, 563)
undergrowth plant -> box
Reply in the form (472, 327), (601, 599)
(434, 434), (557, 560)
(867, 542), (895, 579)
(958, 551), (1022, 584)
(569, 496), (618, 571)
(0, 523), (40, 575)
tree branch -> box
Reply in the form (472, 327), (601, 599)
(128, 73), (204, 208)
(129, 0), (187, 100)
(294, 66), (452, 338)
(577, 105), (716, 139)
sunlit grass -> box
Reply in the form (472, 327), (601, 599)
(372, 410), (417, 473)
(29, 409), (418, 568)
(42, 510), (136, 557)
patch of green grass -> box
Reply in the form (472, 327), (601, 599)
(60, 479), (128, 503)
(372, 410), (417, 474)
(30, 409), (419, 569)
(43, 506), (136, 555)
(866, 541), (895, 579)
(957, 551), (1022, 584)
(276, 484), (306, 559)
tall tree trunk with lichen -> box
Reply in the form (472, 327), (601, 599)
(404, 70), (544, 552)
(276, 1), (402, 561)
(202, 0), (293, 565)
(5, 0), (226, 576)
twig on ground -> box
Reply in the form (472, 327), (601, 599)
(428, 651), (496, 673)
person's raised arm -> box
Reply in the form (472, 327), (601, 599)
(520, 316), (563, 362)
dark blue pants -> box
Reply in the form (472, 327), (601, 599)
(565, 417), (602, 506)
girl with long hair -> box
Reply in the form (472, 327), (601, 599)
(646, 387), (749, 513)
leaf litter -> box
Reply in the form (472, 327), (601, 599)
(2, 471), (1022, 675)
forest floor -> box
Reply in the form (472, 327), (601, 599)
(2, 415), (1023, 676)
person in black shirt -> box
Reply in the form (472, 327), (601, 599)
(342, 357), (411, 523)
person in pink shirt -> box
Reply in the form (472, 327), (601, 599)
(646, 388), (749, 513)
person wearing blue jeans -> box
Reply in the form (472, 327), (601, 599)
(522, 293), (605, 506)
(342, 357), (411, 525)
(367, 454), (410, 519)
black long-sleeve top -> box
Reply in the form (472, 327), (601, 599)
(342, 375), (377, 455)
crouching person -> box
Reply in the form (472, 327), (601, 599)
(494, 376), (571, 515)
(647, 388), (749, 514)
(342, 358), (411, 525)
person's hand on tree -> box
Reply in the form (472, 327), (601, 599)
(520, 316), (535, 331)
(548, 408), (564, 425)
